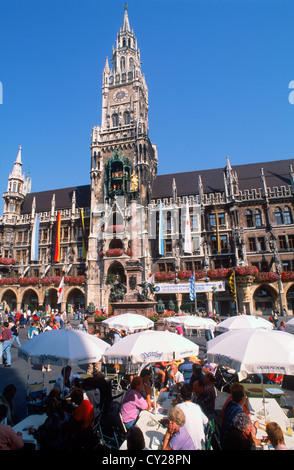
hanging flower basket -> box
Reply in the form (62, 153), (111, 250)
(256, 272), (280, 283)
(0, 278), (18, 285)
(106, 248), (124, 257)
(234, 266), (259, 277)
(154, 272), (176, 282)
(207, 268), (230, 280)
(19, 277), (39, 286)
(281, 271), (294, 282)
(0, 257), (16, 265)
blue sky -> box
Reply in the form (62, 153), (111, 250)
(1, 0), (294, 213)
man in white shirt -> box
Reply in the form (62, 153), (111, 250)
(163, 363), (184, 392)
(176, 383), (208, 450)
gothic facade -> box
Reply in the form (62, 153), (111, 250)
(1, 7), (294, 316)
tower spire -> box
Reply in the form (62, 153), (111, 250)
(122, 4), (131, 32)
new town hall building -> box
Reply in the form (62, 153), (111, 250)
(1, 7), (294, 317)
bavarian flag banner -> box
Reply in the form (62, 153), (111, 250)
(31, 213), (40, 261)
(54, 211), (61, 263)
(80, 209), (87, 259)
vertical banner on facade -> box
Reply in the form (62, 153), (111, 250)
(158, 200), (164, 255)
(57, 276), (64, 304)
(215, 202), (220, 253)
(184, 203), (192, 254)
(80, 209), (87, 259)
(31, 214), (40, 261)
(189, 273), (196, 300)
(54, 211), (61, 263)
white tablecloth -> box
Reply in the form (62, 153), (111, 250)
(13, 414), (47, 449)
(120, 391), (175, 450)
(249, 397), (294, 450)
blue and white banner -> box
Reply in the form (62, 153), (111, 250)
(31, 214), (40, 261)
(158, 200), (164, 255)
(154, 281), (225, 294)
(189, 273), (196, 300)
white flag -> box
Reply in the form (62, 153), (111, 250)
(57, 276), (64, 304)
(184, 203), (192, 254)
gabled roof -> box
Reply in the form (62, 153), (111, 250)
(19, 158), (294, 214)
(151, 158), (294, 199)
(20, 185), (91, 215)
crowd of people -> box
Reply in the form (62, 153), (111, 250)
(0, 307), (292, 451)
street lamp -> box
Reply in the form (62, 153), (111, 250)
(269, 236), (284, 315)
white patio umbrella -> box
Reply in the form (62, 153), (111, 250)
(183, 316), (217, 331)
(18, 329), (109, 367)
(103, 329), (199, 365)
(215, 314), (273, 333)
(285, 318), (294, 335)
(163, 315), (190, 326)
(206, 328), (294, 376)
(101, 313), (154, 333)
(206, 328), (294, 416)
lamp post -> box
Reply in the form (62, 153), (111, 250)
(269, 236), (284, 315)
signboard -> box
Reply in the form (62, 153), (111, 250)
(155, 281), (225, 294)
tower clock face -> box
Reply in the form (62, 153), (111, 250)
(113, 89), (128, 101)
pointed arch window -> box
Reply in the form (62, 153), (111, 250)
(274, 207), (283, 225)
(112, 113), (119, 127)
(124, 111), (130, 125)
(245, 209), (254, 228)
(284, 206), (292, 225)
(120, 56), (125, 71)
(254, 209), (262, 227)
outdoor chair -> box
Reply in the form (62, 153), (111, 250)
(26, 373), (47, 415)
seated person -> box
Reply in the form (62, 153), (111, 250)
(0, 404), (24, 451)
(139, 369), (152, 409)
(220, 386), (247, 445)
(178, 357), (195, 384)
(189, 363), (205, 389)
(265, 422), (289, 450)
(54, 366), (81, 396)
(121, 376), (150, 429)
(220, 383), (251, 424)
(162, 407), (196, 450)
(222, 412), (257, 451)
(82, 377), (101, 417)
(67, 387), (94, 437)
(203, 372), (217, 410)
(161, 363), (184, 392)
(176, 384), (208, 450)
(126, 425), (146, 450)
(92, 372), (113, 418)
(192, 378), (215, 419)
(34, 396), (68, 450)
(154, 362), (169, 389)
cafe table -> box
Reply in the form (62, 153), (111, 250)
(242, 383), (284, 405)
(249, 397), (294, 450)
(120, 391), (176, 450)
(12, 413), (47, 449)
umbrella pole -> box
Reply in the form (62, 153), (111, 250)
(261, 374), (267, 423)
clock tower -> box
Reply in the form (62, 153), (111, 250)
(87, 5), (158, 309)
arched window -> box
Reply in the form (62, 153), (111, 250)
(254, 209), (262, 227)
(120, 56), (125, 71)
(284, 206), (292, 224)
(124, 111), (130, 125)
(274, 207), (283, 225)
(129, 58), (134, 69)
(245, 209), (254, 228)
(112, 114), (119, 127)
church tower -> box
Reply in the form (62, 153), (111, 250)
(87, 6), (158, 309)
(3, 146), (31, 222)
